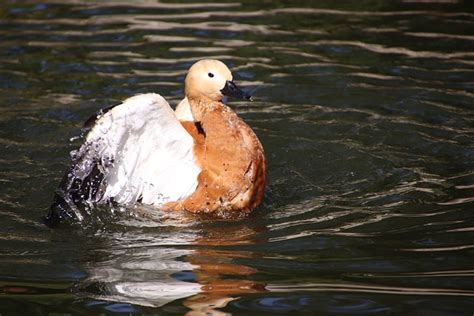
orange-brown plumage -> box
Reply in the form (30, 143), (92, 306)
(164, 59), (266, 214)
(168, 102), (266, 214)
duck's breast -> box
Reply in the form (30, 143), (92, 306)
(170, 104), (265, 212)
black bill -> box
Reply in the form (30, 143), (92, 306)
(221, 80), (252, 101)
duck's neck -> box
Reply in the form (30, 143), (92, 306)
(187, 97), (222, 122)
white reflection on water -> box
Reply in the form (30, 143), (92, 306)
(82, 247), (201, 307)
(32, 0), (241, 10)
(74, 209), (267, 312)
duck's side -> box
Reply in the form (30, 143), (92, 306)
(164, 99), (266, 214)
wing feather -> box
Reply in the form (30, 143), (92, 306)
(45, 93), (200, 225)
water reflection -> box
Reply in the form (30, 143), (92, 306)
(75, 210), (267, 314)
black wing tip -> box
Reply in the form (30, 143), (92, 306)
(82, 102), (122, 129)
(82, 114), (99, 129)
(43, 211), (61, 228)
(44, 194), (73, 228)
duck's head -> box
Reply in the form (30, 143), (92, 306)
(185, 59), (252, 102)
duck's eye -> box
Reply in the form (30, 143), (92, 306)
(208, 72), (214, 78)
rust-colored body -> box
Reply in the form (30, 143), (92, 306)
(164, 100), (266, 214)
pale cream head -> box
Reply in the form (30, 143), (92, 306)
(185, 59), (233, 102)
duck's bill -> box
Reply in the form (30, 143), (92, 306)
(221, 80), (252, 101)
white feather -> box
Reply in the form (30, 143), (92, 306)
(174, 97), (194, 121)
(85, 93), (200, 206)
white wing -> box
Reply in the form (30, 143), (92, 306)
(48, 93), (200, 223)
(174, 97), (194, 121)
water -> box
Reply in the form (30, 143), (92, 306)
(1, 0), (473, 314)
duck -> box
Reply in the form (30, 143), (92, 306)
(45, 59), (266, 225)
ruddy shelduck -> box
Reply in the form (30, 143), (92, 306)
(46, 59), (266, 224)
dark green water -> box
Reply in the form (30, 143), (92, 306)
(1, 0), (474, 314)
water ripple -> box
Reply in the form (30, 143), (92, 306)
(0, 1), (473, 314)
